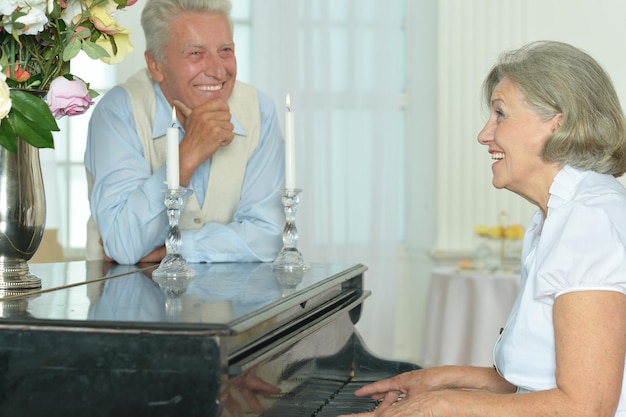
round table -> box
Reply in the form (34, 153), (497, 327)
(420, 267), (520, 367)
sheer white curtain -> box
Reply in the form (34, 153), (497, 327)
(251, 1), (407, 359)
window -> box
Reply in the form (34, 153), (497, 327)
(45, 53), (118, 259)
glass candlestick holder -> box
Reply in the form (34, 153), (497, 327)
(273, 188), (310, 271)
(153, 272), (193, 322)
(153, 187), (196, 281)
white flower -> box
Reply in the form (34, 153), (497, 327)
(0, 68), (12, 119)
(0, 0), (47, 13)
(1, 0), (49, 35)
(0, 0), (20, 15)
(61, 0), (87, 26)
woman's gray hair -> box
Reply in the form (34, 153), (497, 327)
(141, 0), (233, 64)
(483, 40), (626, 177)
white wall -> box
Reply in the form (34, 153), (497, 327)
(114, 3), (146, 82)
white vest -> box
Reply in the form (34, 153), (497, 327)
(86, 69), (261, 260)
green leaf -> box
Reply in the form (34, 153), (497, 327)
(10, 11), (26, 30)
(10, 90), (59, 131)
(8, 111), (55, 149)
(11, 90), (59, 131)
(2, 91), (59, 150)
(109, 35), (119, 56)
(62, 38), (82, 61)
(75, 27), (91, 40)
(48, 0), (62, 19)
(93, 0), (112, 7)
(25, 80), (42, 89)
(82, 41), (110, 60)
(0, 118), (18, 153)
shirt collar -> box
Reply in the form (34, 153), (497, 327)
(151, 82), (246, 138)
(547, 165), (589, 209)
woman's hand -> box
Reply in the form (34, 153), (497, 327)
(338, 366), (515, 417)
(338, 389), (461, 417)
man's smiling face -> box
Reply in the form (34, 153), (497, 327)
(147, 11), (237, 109)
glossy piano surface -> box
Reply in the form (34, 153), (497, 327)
(4, 261), (364, 329)
(0, 261), (418, 416)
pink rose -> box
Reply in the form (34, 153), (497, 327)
(46, 76), (94, 119)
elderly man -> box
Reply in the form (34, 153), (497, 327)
(85, 0), (284, 264)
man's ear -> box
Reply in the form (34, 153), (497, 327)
(145, 51), (164, 82)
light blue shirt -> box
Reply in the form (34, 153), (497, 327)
(85, 79), (285, 264)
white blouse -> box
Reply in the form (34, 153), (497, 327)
(494, 165), (626, 415)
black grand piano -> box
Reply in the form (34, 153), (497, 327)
(0, 261), (419, 416)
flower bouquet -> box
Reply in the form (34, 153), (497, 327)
(459, 211), (525, 271)
(473, 223), (524, 240)
(474, 212), (524, 268)
(0, 0), (136, 152)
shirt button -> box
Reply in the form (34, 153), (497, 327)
(194, 218), (202, 224)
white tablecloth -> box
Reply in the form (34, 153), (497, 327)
(420, 267), (520, 367)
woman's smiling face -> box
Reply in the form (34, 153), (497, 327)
(477, 77), (562, 202)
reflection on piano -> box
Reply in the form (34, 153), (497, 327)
(0, 261), (420, 416)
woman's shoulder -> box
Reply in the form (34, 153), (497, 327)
(572, 169), (626, 206)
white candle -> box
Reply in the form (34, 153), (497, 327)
(285, 94), (296, 189)
(166, 106), (180, 190)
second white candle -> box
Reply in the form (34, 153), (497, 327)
(285, 94), (296, 189)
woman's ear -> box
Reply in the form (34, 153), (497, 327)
(551, 113), (563, 133)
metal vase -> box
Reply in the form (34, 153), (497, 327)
(0, 137), (45, 289)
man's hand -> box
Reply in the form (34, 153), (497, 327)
(174, 98), (235, 187)
(138, 245), (166, 263)
(101, 237), (165, 264)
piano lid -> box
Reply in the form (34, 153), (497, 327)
(1, 261), (368, 339)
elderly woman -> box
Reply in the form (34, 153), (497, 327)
(342, 41), (626, 417)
